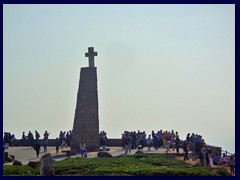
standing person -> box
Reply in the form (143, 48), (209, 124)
(131, 131), (137, 149)
(121, 134), (125, 150)
(10, 134), (15, 147)
(33, 140), (41, 158)
(208, 149), (213, 167)
(69, 130), (72, 145)
(146, 135), (153, 151)
(28, 131), (34, 148)
(59, 131), (63, 145)
(229, 155), (235, 176)
(3, 132), (9, 150)
(66, 132), (71, 146)
(213, 151), (220, 166)
(80, 141), (86, 157)
(199, 147), (205, 166)
(83, 150), (88, 158)
(127, 134), (132, 153)
(43, 131), (50, 153)
(195, 135), (201, 155)
(55, 138), (60, 154)
(35, 130), (40, 140)
(153, 134), (159, 150)
(162, 131), (167, 148)
(186, 133), (191, 143)
(170, 130), (176, 151)
(22, 132), (26, 139)
(183, 140), (189, 161)
(165, 140), (171, 153)
(124, 133), (130, 154)
(221, 153), (227, 167)
(100, 133), (107, 151)
(175, 135), (180, 154)
(61, 137), (68, 148)
(205, 148), (210, 166)
(158, 130), (163, 148)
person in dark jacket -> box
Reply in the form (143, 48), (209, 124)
(186, 133), (191, 143)
(28, 131), (34, 148)
(183, 140), (189, 161)
(35, 130), (40, 140)
(175, 135), (181, 154)
(55, 138), (60, 154)
(33, 140), (41, 158)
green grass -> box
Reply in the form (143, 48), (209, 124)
(3, 154), (231, 176)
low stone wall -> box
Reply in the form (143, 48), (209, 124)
(10, 139), (57, 147)
(9, 139), (221, 155)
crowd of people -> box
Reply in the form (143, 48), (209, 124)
(120, 129), (235, 175)
(3, 132), (15, 149)
(3, 129), (235, 175)
(121, 130), (180, 154)
(3, 130), (73, 158)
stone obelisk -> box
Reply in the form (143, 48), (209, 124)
(71, 47), (100, 154)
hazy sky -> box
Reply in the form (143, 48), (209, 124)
(3, 4), (235, 153)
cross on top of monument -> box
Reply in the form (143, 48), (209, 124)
(85, 47), (98, 67)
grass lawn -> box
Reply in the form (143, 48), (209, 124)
(3, 154), (231, 176)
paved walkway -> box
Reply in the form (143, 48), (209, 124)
(4, 146), (185, 165)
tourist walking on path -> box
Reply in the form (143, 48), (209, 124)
(33, 140), (41, 158)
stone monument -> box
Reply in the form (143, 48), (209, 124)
(71, 47), (100, 154)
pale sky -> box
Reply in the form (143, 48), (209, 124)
(3, 4), (235, 153)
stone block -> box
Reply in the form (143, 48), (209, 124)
(13, 160), (23, 166)
(40, 153), (55, 176)
(135, 150), (144, 155)
(28, 160), (40, 168)
(97, 151), (113, 158)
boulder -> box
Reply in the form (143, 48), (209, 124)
(13, 160), (23, 166)
(97, 151), (113, 158)
(135, 150), (144, 155)
(28, 160), (40, 168)
(40, 153), (55, 176)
